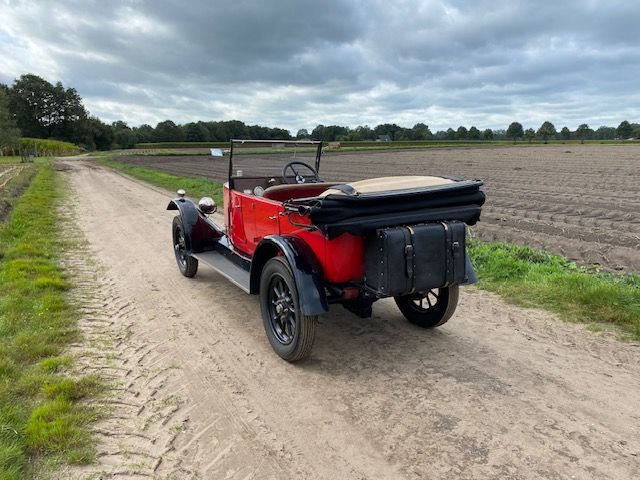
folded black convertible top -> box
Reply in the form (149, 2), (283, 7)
(289, 180), (485, 239)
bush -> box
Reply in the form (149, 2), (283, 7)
(17, 138), (81, 158)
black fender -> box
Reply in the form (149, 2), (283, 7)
(250, 235), (329, 316)
(462, 253), (478, 285)
(167, 198), (223, 253)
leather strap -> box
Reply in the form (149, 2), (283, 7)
(441, 222), (451, 286)
(404, 227), (416, 293)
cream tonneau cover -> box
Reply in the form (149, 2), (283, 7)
(319, 176), (455, 197)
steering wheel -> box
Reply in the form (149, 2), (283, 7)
(282, 161), (321, 184)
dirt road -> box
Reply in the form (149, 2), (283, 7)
(61, 161), (640, 479)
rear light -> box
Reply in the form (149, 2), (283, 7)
(342, 287), (360, 300)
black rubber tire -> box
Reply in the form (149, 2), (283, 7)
(394, 285), (459, 328)
(172, 216), (198, 277)
(259, 257), (316, 362)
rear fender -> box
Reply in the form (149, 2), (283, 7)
(167, 198), (223, 253)
(462, 253), (478, 285)
(251, 235), (329, 316)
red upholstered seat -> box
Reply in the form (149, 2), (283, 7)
(262, 183), (338, 202)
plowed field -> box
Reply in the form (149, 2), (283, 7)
(117, 145), (640, 272)
(0, 164), (30, 221)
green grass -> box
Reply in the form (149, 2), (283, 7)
(98, 157), (640, 340)
(468, 240), (640, 339)
(98, 157), (223, 204)
(0, 160), (101, 478)
(0, 157), (22, 165)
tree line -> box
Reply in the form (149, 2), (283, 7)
(1, 73), (639, 153)
(503, 120), (640, 144)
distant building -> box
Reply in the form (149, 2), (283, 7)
(376, 134), (392, 142)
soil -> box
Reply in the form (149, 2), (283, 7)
(59, 160), (640, 479)
(0, 164), (30, 222)
(117, 145), (640, 272)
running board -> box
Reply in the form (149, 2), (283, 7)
(192, 250), (251, 293)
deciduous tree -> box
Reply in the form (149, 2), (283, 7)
(134, 124), (155, 143)
(524, 128), (535, 143)
(456, 126), (468, 140)
(410, 123), (432, 140)
(373, 123), (402, 141)
(576, 123), (592, 144)
(537, 121), (556, 143)
(617, 120), (632, 139)
(154, 120), (183, 142)
(468, 126), (481, 140)
(0, 89), (21, 154)
(183, 122), (209, 142)
(8, 74), (86, 141)
(595, 126), (616, 140)
(506, 122), (524, 143)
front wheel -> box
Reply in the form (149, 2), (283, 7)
(172, 216), (198, 277)
(259, 257), (316, 362)
(394, 285), (459, 328)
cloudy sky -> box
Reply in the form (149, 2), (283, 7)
(1, 0), (638, 132)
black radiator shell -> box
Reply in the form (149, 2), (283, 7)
(364, 222), (466, 296)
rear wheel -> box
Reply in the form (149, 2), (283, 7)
(172, 216), (198, 277)
(394, 285), (459, 328)
(260, 257), (316, 362)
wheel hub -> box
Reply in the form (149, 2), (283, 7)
(269, 277), (296, 344)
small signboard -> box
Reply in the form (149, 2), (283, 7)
(210, 148), (223, 157)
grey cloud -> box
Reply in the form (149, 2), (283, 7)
(1, 0), (639, 131)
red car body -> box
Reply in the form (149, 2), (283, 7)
(224, 184), (364, 283)
(168, 139), (485, 361)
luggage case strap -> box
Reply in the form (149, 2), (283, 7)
(441, 222), (451, 287)
(404, 226), (416, 293)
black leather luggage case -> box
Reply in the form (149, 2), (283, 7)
(364, 221), (466, 296)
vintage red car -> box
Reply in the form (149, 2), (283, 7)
(168, 139), (485, 361)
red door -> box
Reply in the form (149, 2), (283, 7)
(243, 197), (281, 252)
(228, 191), (249, 253)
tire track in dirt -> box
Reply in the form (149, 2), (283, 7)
(0, 165), (25, 190)
(57, 162), (355, 479)
(57, 203), (194, 479)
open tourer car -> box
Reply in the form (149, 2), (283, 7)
(168, 139), (485, 361)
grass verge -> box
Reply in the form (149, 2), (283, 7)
(97, 157), (223, 204)
(0, 157), (23, 165)
(0, 160), (101, 478)
(468, 239), (640, 339)
(98, 158), (640, 340)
